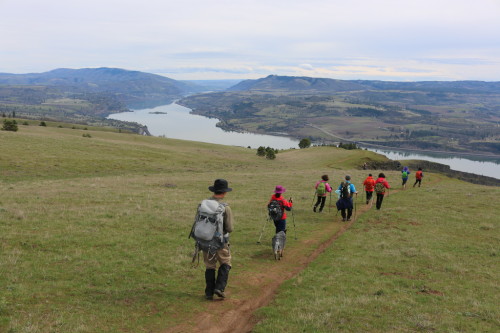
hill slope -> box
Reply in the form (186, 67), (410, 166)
(0, 67), (199, 106)
(1, 124), (498, 332)
(229, 74), (500, 94)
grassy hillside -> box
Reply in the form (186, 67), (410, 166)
(254, 178), (500, 332)
(1, 124), (498, 332)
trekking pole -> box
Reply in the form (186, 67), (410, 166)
(354, 194), (358, 221)
(311, 190), (317, 206)
(328, 191), (332, 213)
(257, 214), (269, 244)
(290, 197), (297, 240)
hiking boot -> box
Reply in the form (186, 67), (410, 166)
(214, 289), (226, 298)
(342, 218), (346, 221)
(313, 206), (317, 212)
(205, 295), (213, 300)
(347, 218), (351, 221)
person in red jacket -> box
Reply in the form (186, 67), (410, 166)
(413, 167), (424, 187)
(374, 173), (390, 210)
(269, 185), (293, 233)
(363, 173), (376, 204)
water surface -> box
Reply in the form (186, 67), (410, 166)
(108, 103), (299, 149)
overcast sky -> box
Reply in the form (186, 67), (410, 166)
(1, 0), (499, 81)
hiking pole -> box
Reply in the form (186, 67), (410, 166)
(328, 191), (332, 213)
(290, 197), (297, 240)
(353, 194), (358, 221)
(257, 215), (269, 244)
(311, 190), (317, 206)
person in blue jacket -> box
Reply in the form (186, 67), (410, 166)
(401, 166), (410, 189)
(335, 175), (358, 221)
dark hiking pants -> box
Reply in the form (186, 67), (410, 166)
(314, 196), (326, 211)
(365, 191), (373, 203)
(376, 193), (385, 210)
(340, 208), (353, 219)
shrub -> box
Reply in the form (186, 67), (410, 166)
(2, 119), (18, 131)
(256, 146), (266, 156)
(39, 121), (47, 127)
(298, 138), (311, 149)
(265, 149), (276, 160)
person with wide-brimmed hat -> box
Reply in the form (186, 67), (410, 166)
(268, 185), (293, 234)
(199, 179), (234, 300)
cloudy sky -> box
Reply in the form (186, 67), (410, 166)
(1, 0), (499, 81)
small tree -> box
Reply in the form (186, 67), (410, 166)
(256, 146), (266, 156)
(298, 138), (311, 149)
(2, 119), (18, 132)
(39, 121), (47, 127)
(265, 149), (276, 160)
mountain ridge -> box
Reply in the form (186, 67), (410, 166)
(228, 74), (500, 94)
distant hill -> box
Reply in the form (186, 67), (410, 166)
(180, 74), (500, 155)
(228, 75), (367, 92)
(0, 68), (209, 128)
(182, 79), (243, 92)
(0, 67), (201, 106)
(229, 74), (500, 94)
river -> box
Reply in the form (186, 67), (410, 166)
(108, 102), (299, 149)
(108, 102), (500, 179)
(366, 148), (500, 179)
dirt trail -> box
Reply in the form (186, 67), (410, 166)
(165, 194), (391, 333)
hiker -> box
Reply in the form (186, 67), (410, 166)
(313, 174), (332, 213)
(374, 173), (390, 210)
(192, 179), (234, 300)
(335, 175), (357, 221)
(413, 167), (424, 187)
(363, 173), (376, 204)
(268, 185), (293, 233)
(401, 166), (410, 189)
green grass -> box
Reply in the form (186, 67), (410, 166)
(0, 124), (385, 332)
(253, 178), (500, 333)
(1, 124), (498, 332)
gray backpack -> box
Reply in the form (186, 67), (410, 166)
(190, 199), (227, 257)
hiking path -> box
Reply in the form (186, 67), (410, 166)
(166, 188), (409, 333)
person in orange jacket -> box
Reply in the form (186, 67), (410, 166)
(363, 173), (376, 204)
(413, 167), (424, 187)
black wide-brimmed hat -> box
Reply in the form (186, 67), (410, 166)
(208, 179), (232, 193)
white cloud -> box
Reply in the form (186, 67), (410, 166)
(0, 0), (499, 80)
(299, 64), (314, 71)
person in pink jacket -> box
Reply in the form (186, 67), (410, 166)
(313, 174), (332, 213)
(374, 173), (391, 210)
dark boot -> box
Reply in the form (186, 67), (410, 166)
(214, 264), (231, 298)
(205, 269), (216, 300)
